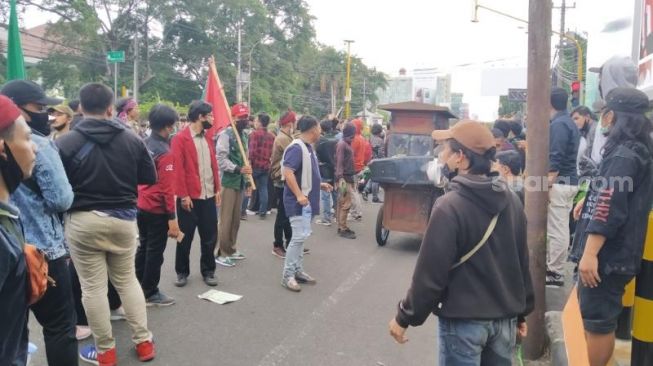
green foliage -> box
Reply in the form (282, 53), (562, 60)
(138, 96), (189, 118)
(19, 0), (387, 120)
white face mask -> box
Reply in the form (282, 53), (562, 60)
(426, 158), (447, 188)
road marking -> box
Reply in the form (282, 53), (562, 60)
(257, 255), (378, 366)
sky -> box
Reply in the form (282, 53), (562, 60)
(22, 0), (638, 120)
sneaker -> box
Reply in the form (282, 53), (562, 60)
(295, 272), (317, 285)
(259, 214), (267, 220)
(110, 307), (126, 321)
(282, 277), (301, 292)
(76, 325), (92, 341)
(303, 248), (311, 255)
(174, 274), (188, 287)
(240, 215), (247, 221)
(135, 340), (156, 362)
(246, 209), (256, 216)
(146, 291), (175, 307)
(80, 345), (116, 366)
(216, 256), (236, 267)
(546, 271), (564, 287)
(362, 192), (369, 201)
(203, 274), (218, 286)
(338, 229), (357, 239)
(230, 251), (246, 260)
(372, 197), (383, 203)
(272, 247), (286, 259)
(315, 218), (332, 226)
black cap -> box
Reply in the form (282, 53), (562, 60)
(0, 80), (62, 106)
(550, 87), (569, 111)
(605, 87), (649, 114)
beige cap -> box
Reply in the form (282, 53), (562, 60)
(47, 104), (74, 117)
(431, 120), (495, 155)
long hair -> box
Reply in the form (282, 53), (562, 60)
(603, 110), (653, 157)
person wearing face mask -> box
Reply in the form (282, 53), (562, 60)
(171, 100), (222, 288)
(389, 121), (533, 365)
(270, 109), (298, 258)
(48, 103), (74, 140)
(571, 106), (597, 179)
(334, 122), (357, 239)
(136, 104), (180, 307)
(569, 87), (653, 366)
(0, 95), (38, 366)
(1, 81), (79, 366)
(215, 103), (253, 268)
(56, 83), (157, 365)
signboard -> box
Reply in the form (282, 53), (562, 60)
(107, 51), (125, 63)
(508, 88), (527, 102)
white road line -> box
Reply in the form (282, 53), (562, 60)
(257, 255), (378, 366)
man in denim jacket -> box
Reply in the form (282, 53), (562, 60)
(2, 80), (77, 366)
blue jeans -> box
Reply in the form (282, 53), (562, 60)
(320, 186), (337, 222)
(438, 317), (516, 366)
(282, 205), (312, 281)
(253, 169), (269, 216)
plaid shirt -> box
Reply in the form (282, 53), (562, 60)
(248, 128), (275, 171)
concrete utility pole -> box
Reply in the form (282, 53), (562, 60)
(133, 31), (139, 102)
(344, 40), (354, 119)
(523, 0), (552, 359)
(236, 23), (242, 103)
(554, 0), (576, 87)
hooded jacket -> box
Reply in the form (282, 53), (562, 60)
(351, 119), (371, 172)
(138, 133), (176, 218)
(570, 141), (653, 275)
(396, 175), (534, 327)
(56, 117), (157, 211)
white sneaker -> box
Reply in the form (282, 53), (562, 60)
(110, 307), (126, 321)
(315, 218), (332, 226)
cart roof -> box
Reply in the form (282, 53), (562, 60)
(378, 101), (457, 119)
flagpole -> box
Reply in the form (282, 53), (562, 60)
(209, 56), (256, 190)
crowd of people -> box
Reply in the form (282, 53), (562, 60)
(389, 56), (653, 366)
(0, 53), (651, 366)
(0, 74), (386, 365)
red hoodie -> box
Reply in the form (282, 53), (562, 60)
(171, 126), (221, 200)
(138, 133), (176, 218)
(351, 119), (371, 172)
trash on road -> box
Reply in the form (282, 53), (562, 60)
(198, 290), (243, 305)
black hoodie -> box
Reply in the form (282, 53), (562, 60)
(56, 117), (156, 211)
(396, 174), (534, 327)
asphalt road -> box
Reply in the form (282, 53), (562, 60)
(29, 200), (438, 366)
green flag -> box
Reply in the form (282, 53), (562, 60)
(7, 0), (26, 81)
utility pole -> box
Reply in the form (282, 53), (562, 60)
(330, 78), (337, 116)
(236, 22), (242, 103)
(344, 40), (354, 119)
(523, 0), (551, 360)
(553, 0), (576, 87)
(133, 31), (139, 102)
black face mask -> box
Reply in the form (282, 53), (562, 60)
(440, 163), (458, 181)
(22, 109), (51, 136)
(236, 119), (248, 132)
(0, 144), (25, 193)
(201, 120), (212, 130)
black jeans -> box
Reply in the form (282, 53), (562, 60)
(175, 197), (217, 277)
(31, 257), (79, 366)
(273, 186), (292, 248)
(136, 211), (169, 298)
(69, 263), (121, 326)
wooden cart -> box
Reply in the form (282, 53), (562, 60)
(369, 101), (455, 246)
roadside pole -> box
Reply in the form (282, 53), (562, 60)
(523, 0), (551, 359)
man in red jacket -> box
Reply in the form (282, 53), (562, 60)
(350, 119), (369, 220)
(171, 101), (222, 287)
(136, 104), (181, 306)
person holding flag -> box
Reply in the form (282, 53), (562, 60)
(215, 103), (252, 267)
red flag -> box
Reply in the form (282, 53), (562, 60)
(204, 56), (231, 140)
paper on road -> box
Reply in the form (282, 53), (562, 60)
(198, 289), (243, 305)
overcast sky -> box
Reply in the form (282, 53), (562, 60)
(23, 0), (637, 119)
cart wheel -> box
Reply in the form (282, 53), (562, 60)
(376, 205), (390, 246)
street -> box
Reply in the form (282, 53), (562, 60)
(29, 200), (438, 366)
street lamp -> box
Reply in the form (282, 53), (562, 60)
(247, 36), (271, 108)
